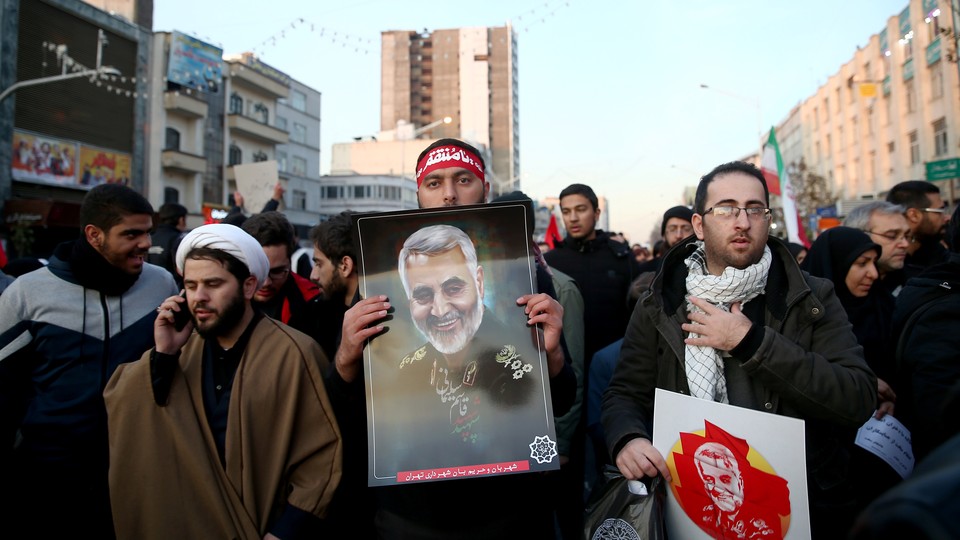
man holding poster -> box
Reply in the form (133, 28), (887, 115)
(325, 138), (574, 538)
(602, 160), (876, 538)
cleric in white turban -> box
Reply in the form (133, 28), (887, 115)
(175, 223), (270, 286)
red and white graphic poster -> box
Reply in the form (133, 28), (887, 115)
(653, 389), (810, 539)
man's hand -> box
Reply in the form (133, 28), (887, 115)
(517, 293), (564, 377)
(616, 438), (671, 482)
(233, 190), (245, 209)
(681, 296), (753, 351)
(876, 378), (896, 419)
(155, 293), (193, 355)
(272, 182), (286, 202)
(334, 296), (389, 383)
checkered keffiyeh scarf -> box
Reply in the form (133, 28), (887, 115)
(683, 241), (771, 403)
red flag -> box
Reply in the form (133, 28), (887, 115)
(0, 240), (7, 269)
(545, 214), (562, 249)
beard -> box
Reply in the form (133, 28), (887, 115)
(414, 299), (484, 355)
(321, 271), (348, 303)
(193, 288), (247, 339)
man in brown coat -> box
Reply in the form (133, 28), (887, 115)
(104, 224), (342, 539)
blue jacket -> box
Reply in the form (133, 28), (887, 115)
(0, 246), (177, 467)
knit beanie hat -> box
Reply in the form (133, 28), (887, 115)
(661, 206), (694, 236)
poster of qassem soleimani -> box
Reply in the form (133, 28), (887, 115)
(353, 202), (560, 486)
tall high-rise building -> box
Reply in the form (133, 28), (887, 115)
(381, 24), (519, 194)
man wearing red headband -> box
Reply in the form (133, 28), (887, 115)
(413, 139), (490, 207)
(324, 138), (575, 538)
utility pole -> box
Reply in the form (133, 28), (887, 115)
(0, 30), (121, 103)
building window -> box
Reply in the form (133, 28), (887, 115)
(164, 187), (179, 204)
(353, 185), (365, 199)
(293, 189), (307, 210)
(838, 126), (845, 149)
(164, 127), (180, 151)
(324, 186), (339, 199)
(252, 150), (268, 163)
(291, 123), (307, 144)
(931, 61), (944, 99)
(826, 134), (832, 155)
(813, 107), (819, 129)
(276, 151), (287, 172)
(905, 81), (917, 112)
(934, 118), (948, 156)
(823, 98), (830, 121)
(291, 156), (307, 176)
(277, 116), (287, 130)
(848, 76), (856, 103)
(909, 131), (920, 165)
(252, 102), (269, 124)
(929, 12), (942, 38)
(228, 144), (242, 165)
(291, 90), (307, 112)
(229, 93), (243, 115)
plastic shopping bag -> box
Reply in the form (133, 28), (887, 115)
(584, 465), (666, 540)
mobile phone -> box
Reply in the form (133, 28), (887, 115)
(172, 291), (192, 331)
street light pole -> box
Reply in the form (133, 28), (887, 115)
(0, 30), (121, 103)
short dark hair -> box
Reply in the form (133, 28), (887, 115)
(886, 180), (940, 210)
(309, 211), (355, 266)
(80, 184), (154, 230)
(417, 138), (486, 171)
(158, 203), (187, 226)
(241, 211), (297, 259)
(694, 161), (770, 214)
(184, 247), (251, 284)
(559, 183), (599, 211)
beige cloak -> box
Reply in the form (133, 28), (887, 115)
(104, 317), (342, 539)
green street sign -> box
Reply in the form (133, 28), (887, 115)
(926, 158), (960, 181)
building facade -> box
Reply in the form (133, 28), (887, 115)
(776, 0), (960, 208)
(275, 78), (322, 233)
(317, 174), (418, 217)
(381, 24), (519, 194)
(1, 0), (150, 257)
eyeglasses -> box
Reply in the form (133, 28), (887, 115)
(703, 206), (772, 220)
(268, 266), (290, 279)
(866, 230), (914, 243)
(923, 206), (949, 214)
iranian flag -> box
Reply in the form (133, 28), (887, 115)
(761, 128), (810, 247)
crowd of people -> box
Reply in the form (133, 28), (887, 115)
(0, 139), (957, 539)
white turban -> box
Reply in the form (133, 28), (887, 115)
(175, 224), (270, 287)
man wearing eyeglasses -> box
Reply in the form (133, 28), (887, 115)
(241, 211), (324, 339)
(844, 201), (912, 293)
(603, 161), (876, 538)
(887, 180), (952, 279)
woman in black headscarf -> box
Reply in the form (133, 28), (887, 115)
(803, 226), (901, 510)
(804, 226), (892, 410)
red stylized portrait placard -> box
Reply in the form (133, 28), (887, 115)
(653, 389), (810, 539)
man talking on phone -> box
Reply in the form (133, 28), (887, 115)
(104, 224), (342, 539)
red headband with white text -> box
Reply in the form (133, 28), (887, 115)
(415, 145), (486, 187)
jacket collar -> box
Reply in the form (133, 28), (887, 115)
(650, 236), (809, 319)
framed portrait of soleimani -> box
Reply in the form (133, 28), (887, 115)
(353, 202), (560, 486)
